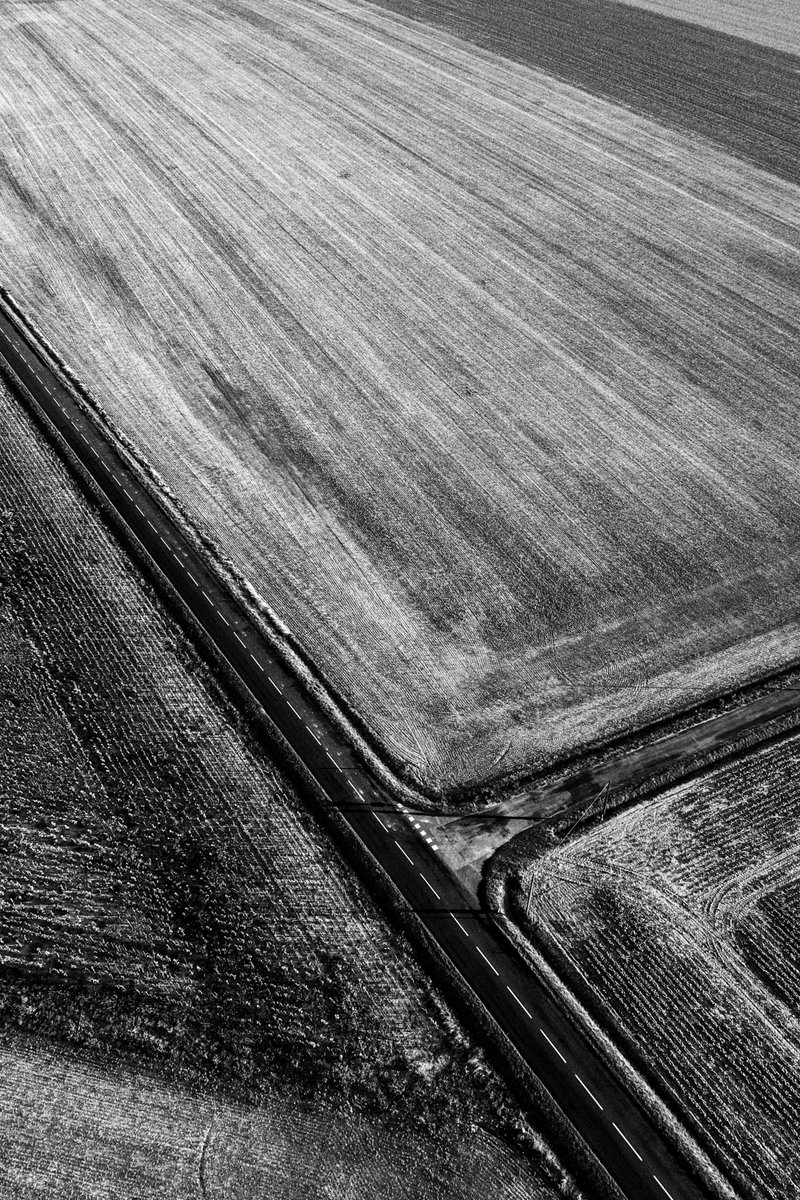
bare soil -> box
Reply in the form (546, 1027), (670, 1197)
(504, 731), (800, 1200)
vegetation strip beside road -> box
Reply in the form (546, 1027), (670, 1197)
(0, 301), (712, 1200)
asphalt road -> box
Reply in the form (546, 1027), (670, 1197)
(0, 301), (713, 1200)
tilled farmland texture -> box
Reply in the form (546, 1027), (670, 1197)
(0, 1040), (562, 1200)
(515, 732), (800, 1200)
(2, 0), (800, 800)
(0, 379), (570, 1197)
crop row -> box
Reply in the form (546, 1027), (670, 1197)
(526, 733), (800, 1199)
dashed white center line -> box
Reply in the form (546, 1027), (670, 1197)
(575, 1074), (603, 1110)
(306, 725), (321, 745)
(159, 536), (169, 547)
(123, 488), (131, 498)
(612, 1123), (642, 1162)
(80, 432), (89, 444)
(419, 872), (440, 899)
(201, 590), (212, 602)
(110, 473), (120, 484)
(325, 748), (343, 772)
(506, 986), (532, 1019)
(250, 654), (264, 672)
(395, 840), (413, 865)
(372, 813), (388, 832)
(187, 571), (198, 586)
(476, 946), (499, 976)
(171, 552), (182, 564)
(90, 446), (100, 458)
(268, 677), (282, 692)
(287, 700), (301, 717)
(450, 914), (469, 937)
(216, 609), (230, 626)
(540, 1029), (567, 1064)
(234, 631), (246, 647)
(134, 503), (144, 515)
(653, 1177), (676, 1200)
(147, 520), (157, 532)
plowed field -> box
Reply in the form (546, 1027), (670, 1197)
(518, 732), (800, 1200)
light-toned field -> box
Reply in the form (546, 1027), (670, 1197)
(517, 732), (800, 1200)
(616, 0), (800, 56)
(0, 1035), (559, 1200)
(2, 0), (800, 797)
(0, 377), (567, 1197)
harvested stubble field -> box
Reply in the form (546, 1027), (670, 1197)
(0, 1036), (560, 1200)
(2, 0), (800, 800)
(0, 377), (569, 1198)
(614, 0), (800, 57)
(511, 732), (800, 1200)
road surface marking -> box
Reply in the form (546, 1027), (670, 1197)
(187, 571), (198, 585)
(372, 813), (388, 831)
(347, 780), (363, 797)
(269, 677), (282, 692)
(539, 1029), (567, 1063)
(110, 473), (120, 484)
(612, 1123), (642, 1161)
(90, 446), (100, 458)
(171, 552), (182, 564)
(80, 432), (89, 444)
(575, 1074), (603, 1110)
(653, 1177), (676, 1200)
(325, 748), (343, 772)
(451, 915), (469, 937)
(250, 653), (264, 671)
(476, 946), (499, 976)
(134, 503), (144, 514)
(431, 844), (439, 850)
(159, 536), (169, 546)
(201, 590), (212, 602)
(395, 840), (413, 864)
(419, 872), (440, 899)
(123, 488), (132, 498)
(234, 631), (246, 646)
(306, 725), (322, 744)
(287, 700), (301, 717)
(147, 520), (157, 532)
(507, 986), (532, 1019)
(216, 609), (230, 626)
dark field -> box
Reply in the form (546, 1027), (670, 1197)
(2, 0), (800, 802)
(512, 732), (800, 1200)
(370, 0), (800, 183)
(0, 377), (568, 1197)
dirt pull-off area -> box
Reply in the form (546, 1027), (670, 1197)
(2, 0), (800, 802)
